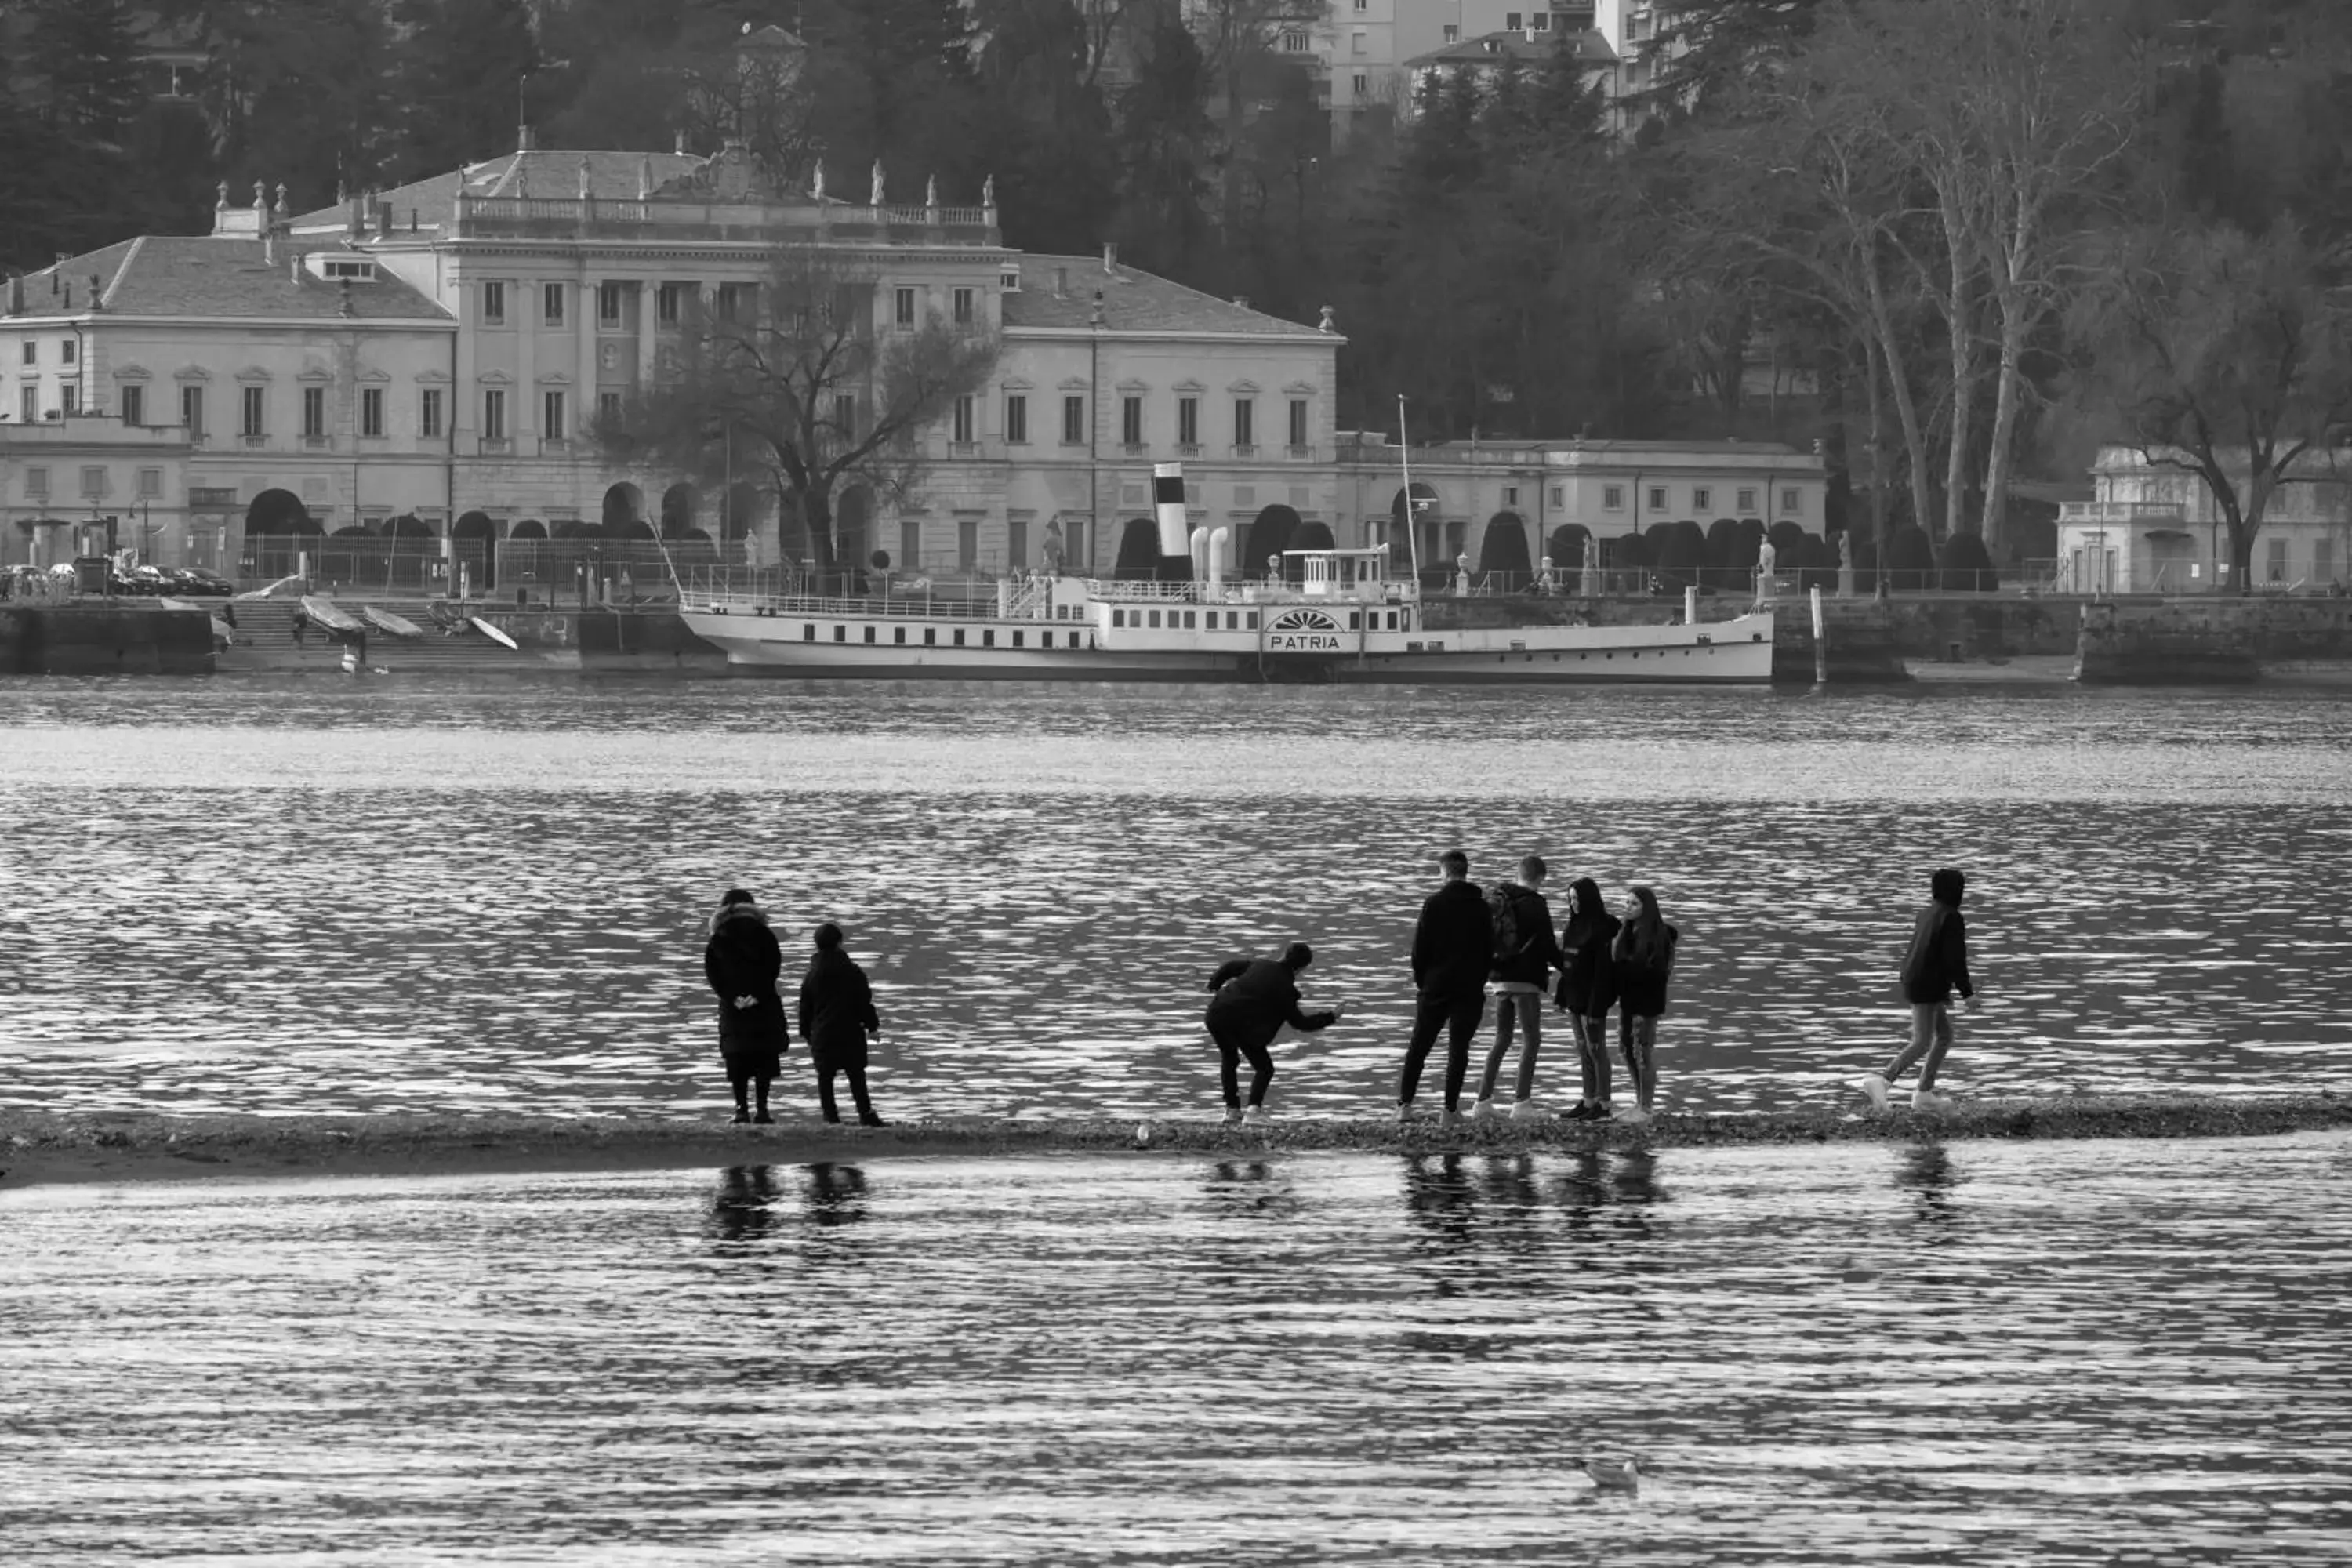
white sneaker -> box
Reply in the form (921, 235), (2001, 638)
(1854, 1075), (1890, 1112)
(1619, 1106), (1651, 1127)
(1911, 1089), (1951, 1113)
(1243, 1105), (1272, 1124)
(1394, 1102), (1416, 1125)
(1440, 1108), (1470, 1130)
(1472, 1098), (1499, 1121)
(1222, 1106), (1244, 1126)
(1509, 1099), (1546, 1122)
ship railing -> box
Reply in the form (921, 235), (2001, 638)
(690, 585), (1007, 621)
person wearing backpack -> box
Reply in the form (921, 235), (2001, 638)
(1397, 849), (1494, 1127)
(1203, 942), (1341, 1124)
(797, 923), (887, 1127)
(1554, 877), (1621, 1121)
(1472, 855), (1566, 1121)
(1609, 886), (1678, 1125)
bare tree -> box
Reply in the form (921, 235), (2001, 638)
(594, 248), (1000, 575)
(1874, 0), (2136, 551)
(2073, 220), (2352, 594)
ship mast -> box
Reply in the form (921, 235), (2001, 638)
(1396, 394), (1421, 585)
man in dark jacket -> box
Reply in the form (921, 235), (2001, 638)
(797, 923), (887, 1126)
(1473, 855), (1566, 1121)
(703, 887), (789, 1123)
(1398, 849), (1493, 1126)
(1203, 942), (1340, 1123)
(1857, 867), (1977, 1114)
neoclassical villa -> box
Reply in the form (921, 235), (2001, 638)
(3, 132), (1824, 583)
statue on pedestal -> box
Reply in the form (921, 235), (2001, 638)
(1837, 532), (1856, 599)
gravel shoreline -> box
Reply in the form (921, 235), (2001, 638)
(2, 1095), (2347, 1189)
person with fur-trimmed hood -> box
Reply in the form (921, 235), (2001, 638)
(797, 923), (887, 1127)
(703, 887), (789, 1123)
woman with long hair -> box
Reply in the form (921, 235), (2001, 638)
(1609, 885), (1679, 1124)
(1554, 877), (1621, 1120)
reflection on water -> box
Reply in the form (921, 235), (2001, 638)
(3, 1134), (2347, 1563)
(2, 680), (2349, 1121)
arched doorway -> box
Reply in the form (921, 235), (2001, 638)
(242, 488), (314, 578)
(1387, 482), (1439, 579)
(1246, 503), (1301, 579)
(450, 510), (495, 593)
(659, 483), (696, 539)
(601, 482), (644, 535)
(509, 517), (547, 541)
(1112, 517), (1160, 580)
(1477, 510), (1532, 583)
(1547, 524), (1592, 575)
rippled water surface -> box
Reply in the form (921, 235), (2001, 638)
(4, 1136), (2350, 1564)
(4, 678), (2350, 1119)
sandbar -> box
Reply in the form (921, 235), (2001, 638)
(2, 1096), (2345, 1190)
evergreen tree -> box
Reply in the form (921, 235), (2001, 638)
(389, 0), (539, 180)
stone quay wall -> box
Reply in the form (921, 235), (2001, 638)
(0, 604), (215, 676)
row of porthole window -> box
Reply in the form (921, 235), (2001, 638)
(804, 623), (1089, 649)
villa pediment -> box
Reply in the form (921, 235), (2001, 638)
(114, 364), (151, 381)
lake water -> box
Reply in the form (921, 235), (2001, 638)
(2, 678), (2349, 1119)
(4, 1135), (2350, 1563)
(6, 678), (2352, 1563)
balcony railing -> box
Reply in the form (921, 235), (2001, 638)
(2057, 501), (2187, 524)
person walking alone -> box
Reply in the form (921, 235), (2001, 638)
(703, 887), (789, 1124)
(1610, 887), (1678, 1125)
(797, 923), (888, 1127)
(1857, 868), (1977, 1113)
(1473, 855), (1565, 1121)
(1554, 877), (1621, 1121)
(1203, 942), (1341, 1123)
(1398, 849), (1494, 1127)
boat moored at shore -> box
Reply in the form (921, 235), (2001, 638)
(679, 546), (1773, 683)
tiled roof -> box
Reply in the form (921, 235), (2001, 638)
(25, 236), (449, 321)
(289, 150), (709, 233)
(1004, 255), (1336, 340)
(1406, 28), (1617, 70)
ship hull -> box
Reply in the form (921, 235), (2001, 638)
(681, 608), (1775, 684)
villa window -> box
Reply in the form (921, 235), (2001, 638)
(1005, 393), (1028, 445)
(361, 387), (383, 437)
(1063, 394), (1087, 445)
(241, 385), (265, 437)
(482, 280), (506, 325)
(1178, 396), (1199, 449)
(120, 384), (143, 426)
(1122, 395), (1143, 448)
(543, 282), (565, 327)
(419, 388), (442, 437)
(953, 286), (975, 325)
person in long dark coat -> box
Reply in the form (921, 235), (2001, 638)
(1203, 942), (1340, 1123)
(797, 922), (887, 1126)
(1554, 877), (1621, 1121)
(703, 887), (789, 1123)
(1609, 885), (1678, 1125)
(1397, 848), (1494, 1126)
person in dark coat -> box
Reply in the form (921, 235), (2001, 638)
(1554, 877), (1621, 1121)
(1609, 885), (1678, 1125)
(1473, 855), (1566, 1120)
(1857, 867), (1978, 1114)
(1398, 849), (1493, 1126)
(797, 922), (886, 1126)
(702, 887), (789, 1123)
(1203, 942), (1340, 1123)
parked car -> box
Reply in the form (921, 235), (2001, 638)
(124, 564), (174, 596)
(167, 565), (235, 597)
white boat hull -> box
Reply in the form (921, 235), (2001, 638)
(680, 607), (1775, 684)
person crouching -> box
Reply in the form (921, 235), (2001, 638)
(1203, 942), (1340, 1124)
(703, 887), (788, 1124)
(797, 923), (887, 1127)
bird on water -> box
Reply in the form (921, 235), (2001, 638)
(1575, 1456), (1640, 1491)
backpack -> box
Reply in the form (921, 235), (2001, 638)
(1488, 886), (1529, 964)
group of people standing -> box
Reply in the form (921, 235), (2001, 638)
(698, 855), (1976, 1129)
(1202, 853), (1976, 1125)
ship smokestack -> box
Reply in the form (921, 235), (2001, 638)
(1152, 462), (1189, 564)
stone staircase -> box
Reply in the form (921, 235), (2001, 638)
(214, 598), (561, 673)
